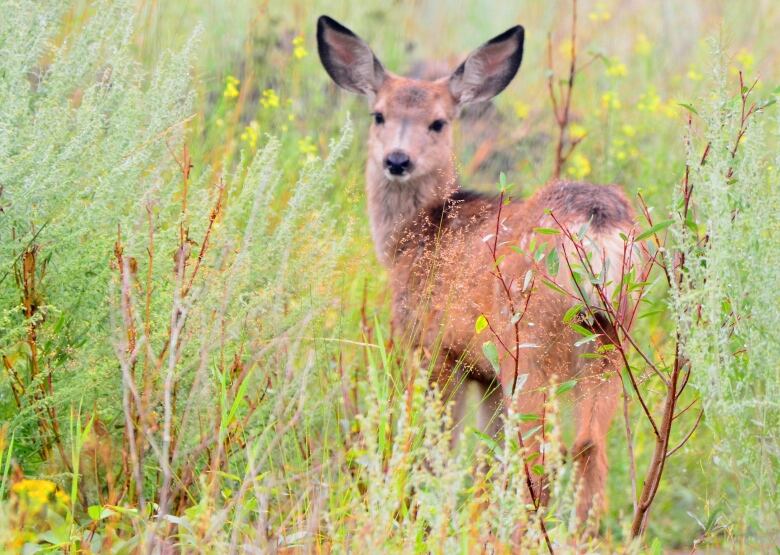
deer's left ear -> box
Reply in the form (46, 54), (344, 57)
(448, 25), (524, 107)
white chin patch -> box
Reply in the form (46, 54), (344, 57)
(384, 170), (412, 183)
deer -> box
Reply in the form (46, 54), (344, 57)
(316, 15), (636, 526)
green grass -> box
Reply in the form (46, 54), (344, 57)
(1, 0), (778, 552)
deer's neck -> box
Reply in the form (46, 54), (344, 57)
(366, 163), (458, 266)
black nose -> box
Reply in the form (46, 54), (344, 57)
(384, 150), (412, 175)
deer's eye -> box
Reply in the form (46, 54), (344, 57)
(372, 112), (385, 125)
(429, 119), (446, 133)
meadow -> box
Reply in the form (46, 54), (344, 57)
(1, 0), (779, 552)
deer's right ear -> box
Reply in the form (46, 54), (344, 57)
(317, 16), (387, 97)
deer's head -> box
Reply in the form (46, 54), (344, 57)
(317, 16), (524, 184)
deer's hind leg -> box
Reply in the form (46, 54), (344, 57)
(571, 331), (622, 528)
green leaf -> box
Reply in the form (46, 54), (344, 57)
(677, 102), (698, 115)
(636, 219), (673, 241)
(472, 429), (499, 452)
(482, 341), (500, 373)
(522, 269), (533, 292)
(555, 380), (577, 395)
(542, 279), (568, 297)
(577, 221), (591, 240)
(518, 413), (539, 422)
(88, 505), (116, 521)
(475, 314), (488, 334)
(685, 214), (699, 235)
(569, 322), (592, 337)
(531, 464), (546, 476)
(563, 303), (583, 324)
(574, 333), (600, 347)
(533, 227), (560, 235)
(546, 247), (560, 276)
(522, 425), (543, 441)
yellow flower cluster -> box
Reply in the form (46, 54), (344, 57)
(637, 89), (678, 117)
(569, 123), (587, 140)
(588, 2), (611, 22)
(298, 136), (318, 160)
(606, 61), (627, 77)
(612, 136), (639, 161)
(223, 75), (240, 99)
(241, 120), (260, 149)
(514, 100), (530, 119)
(11, 479), (69, 507)
(735, 49), (755, 71)
(634, 33), (653, 56)
(293, 35), (308, 60)
(687, 66), (703, 81)
(260, 88), (280, 109)
(601, 91), (621, 111)
(567, 153), (591, 179)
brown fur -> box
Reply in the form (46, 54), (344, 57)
(318, 15), (635, 526)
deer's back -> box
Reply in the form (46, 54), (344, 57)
(390, 180), (634, 382)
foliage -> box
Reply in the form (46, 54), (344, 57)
(0, 0), (778, 553)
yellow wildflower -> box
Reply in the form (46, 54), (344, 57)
(735, 49), (755, 71)
(558, 39), (573, 58)
(567, 153), (591, 179)
(240, 120), (259, 149)
(569, 123), (587, 140)
(662, 99), (679, 118)
(606, 62), (627, 77)
(223, 75), (240, 99)
(687, 67), (703, 81)
(601, 91), (621, 110)
(588, 2), (611, 22)
(292, 35), (308, 59)
(298, 136), (318, 160)
(637, 89), (661, 112)
(635, 33), (653, 56)
(260, 88), (280, 109)
(11, 479), (68, 507)
(514, 100), (530, 119)
(621, 124), (636, 137)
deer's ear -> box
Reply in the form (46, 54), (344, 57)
(317, 15), (387, 96)
(448, 25), (524, 107)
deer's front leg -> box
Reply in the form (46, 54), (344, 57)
(499, 357), (550, 507)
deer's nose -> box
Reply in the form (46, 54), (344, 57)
(384, 150), (412, 176)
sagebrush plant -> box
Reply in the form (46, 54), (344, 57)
(1, 0), (779, 553)
(669, 51), (780, 533)
(0, 0), (196, 453)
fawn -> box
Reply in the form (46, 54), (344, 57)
(317, 15), (635, 524)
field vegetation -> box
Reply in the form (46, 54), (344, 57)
(1, 0), (778, 552)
